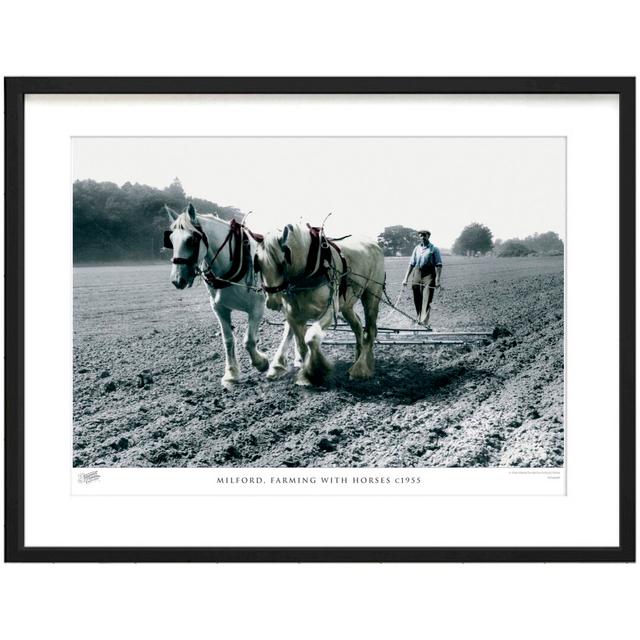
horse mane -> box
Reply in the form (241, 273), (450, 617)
(261, 231), (286, 268)
(286, 223), (313, 272)
(261, 223), (312, 275)
(171, 211), (229, 232)
(199, 213), (227, 223)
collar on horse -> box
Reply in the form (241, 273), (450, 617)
(262, 225), (348, 298)
(201, 219), (262, 289)
(169, 219), (261, 289)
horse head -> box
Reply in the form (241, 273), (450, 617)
(164, 203), (206, 289)
(252, 224), (299, 309)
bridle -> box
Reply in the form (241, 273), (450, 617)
(164, 227), (209, 267)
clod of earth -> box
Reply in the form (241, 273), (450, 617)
(318, 438), (337, 452)
(110, 437), (129, 451)
(492, 325), (512, 339)
(137, 371), (154, 387)
(224, 445), (242, 460)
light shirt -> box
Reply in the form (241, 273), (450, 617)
(409, 242), (443, 270)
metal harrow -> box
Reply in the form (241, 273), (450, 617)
(265, 320), (493, 346)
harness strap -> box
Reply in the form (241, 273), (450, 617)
(327, 238), (349, 299)
(304, 225), (325, 280)
(262, 282), (289, 294)
(243, 226), (264, 243)
(307, 226), (348, 299)
(200, 219), (251, 289)
(263, 226), (348, 298)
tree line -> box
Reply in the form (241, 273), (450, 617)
(377, 222), (563, 257)
(73, 178), (243, 263)
(74, 181), (563, 263)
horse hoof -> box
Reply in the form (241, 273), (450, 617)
(254, 358), (269, 373)
(295, 372), (312, 387)
(221, 375), (239, 388)
(348, 364), (373, 380)
(299, 364), (331, 386)
(266, 366), (287, 380)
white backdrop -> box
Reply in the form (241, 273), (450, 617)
(1, 1), (639, 639)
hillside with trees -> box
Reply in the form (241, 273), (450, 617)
(73, 178), (243, 263)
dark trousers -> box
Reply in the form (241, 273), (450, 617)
(411, 269), (435, 325)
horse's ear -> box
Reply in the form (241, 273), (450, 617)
(279, 224), (294, 263)
(164, 205), (178, 222)
(280, 223), (294, 247)
(187, 202), (197, 221)
(253, 253), (261, 273)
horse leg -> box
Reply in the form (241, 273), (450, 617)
(347, 290), (380, 380)
(266, 321), (296, 380)
(341, 305), (364, 363)
(362, 289), (380, 373)
(288, 318), (309, 373)
(244, 303), (269, 373)
(292, 339), (303, 368)
(212, 303), (240, 386)
(297, 307), (334, 387)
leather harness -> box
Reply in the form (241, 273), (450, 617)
(262, 225), (348, 299)
(166, 220), (347, 297)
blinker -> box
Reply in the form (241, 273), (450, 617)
(163, 230), (173, 249)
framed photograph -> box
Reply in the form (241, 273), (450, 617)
(4, 77), (635, 562)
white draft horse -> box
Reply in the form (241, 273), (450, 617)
(254, 223), (385, 386)
(165, 203), (297, 386)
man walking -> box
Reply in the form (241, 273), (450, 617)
(402, 230), (443, 329)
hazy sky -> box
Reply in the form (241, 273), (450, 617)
(73, 137), (565, 247)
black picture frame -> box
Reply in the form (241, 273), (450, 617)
(4, 77), (635, 563)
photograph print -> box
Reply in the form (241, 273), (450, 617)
(73, 136), (565, 470)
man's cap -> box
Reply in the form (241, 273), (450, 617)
(417, 229), (431, 235)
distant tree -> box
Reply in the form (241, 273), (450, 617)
(498, 240), (532, 257)
(492, 231), (564, 257)
(165, 177), (186, 200)
(377, 225), (419, 257)
(452, 223), (493, 255)
(521, 231), (564, 254)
